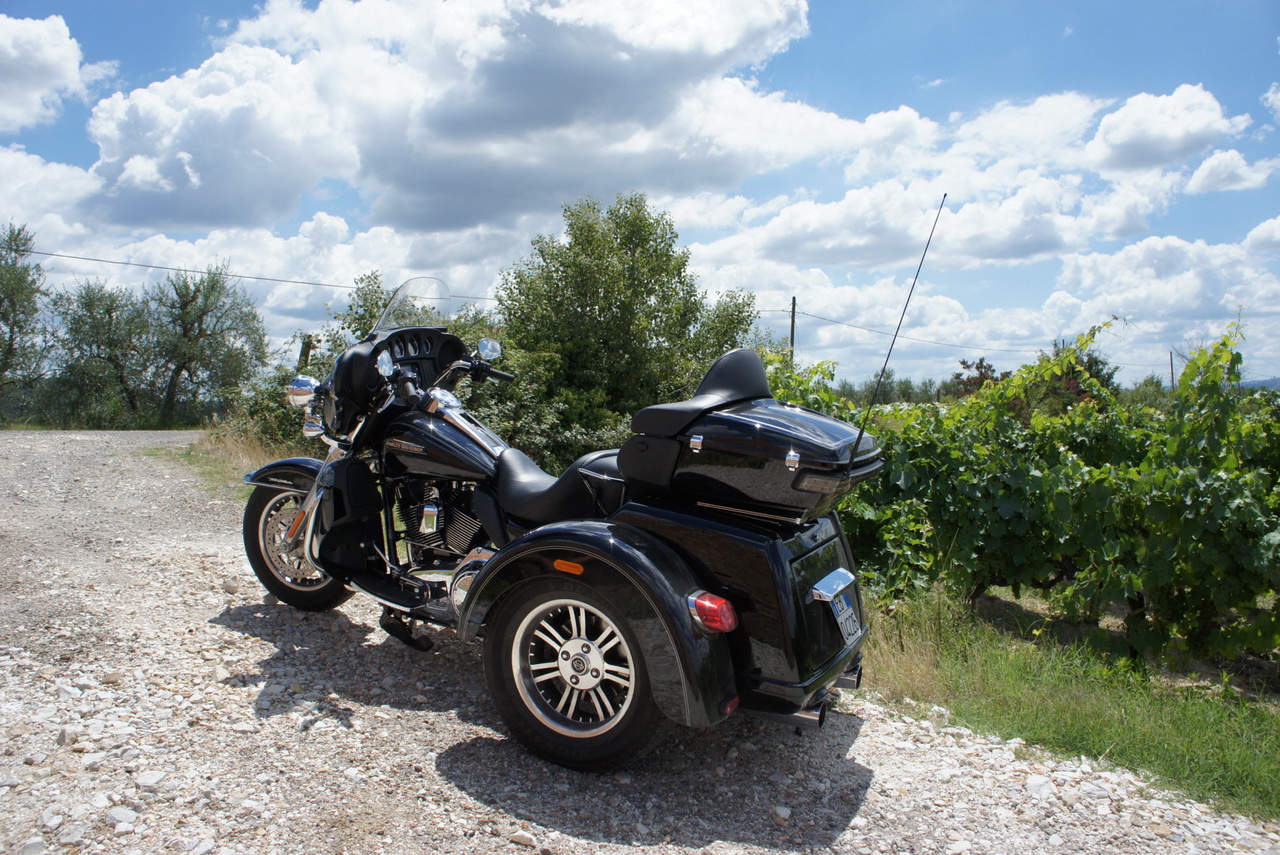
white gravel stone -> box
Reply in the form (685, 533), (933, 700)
(107, 806), (139, 825)
(1026, 774), (1058, 800)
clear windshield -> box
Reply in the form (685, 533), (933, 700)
(373, 277), (451, 331)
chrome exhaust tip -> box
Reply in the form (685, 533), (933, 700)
(743, 702), (826, 730)
(834, 662), (863, 690)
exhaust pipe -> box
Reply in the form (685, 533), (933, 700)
(743, 702), (826, 730)
(834, 661), (863, 690)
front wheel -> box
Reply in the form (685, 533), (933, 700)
(484, 577), (668, 770)
(243, 485), (352, 611)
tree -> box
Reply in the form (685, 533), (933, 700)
(0, 224), (50, 392)
(496, 193), (756, 462)
(146, 265), (268, 424)
(47, 280), (153, 426)
(46, 270), (267, 428)
(951, 357), (1011, 397)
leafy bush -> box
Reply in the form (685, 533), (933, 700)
(824, 327), (1274, 660)
(774, 327), (1280, 661)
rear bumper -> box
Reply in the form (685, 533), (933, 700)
(737, 632), (867, 717)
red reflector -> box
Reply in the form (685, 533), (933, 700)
(693, 592), (739, 633)
(720, 695), (740, 716)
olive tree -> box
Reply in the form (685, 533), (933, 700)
(0, 223), (50, 392)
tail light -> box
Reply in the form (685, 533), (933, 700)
(688, 591), (739, 633)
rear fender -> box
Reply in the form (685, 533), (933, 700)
(244, 457), (323, 492)
(458, 520), (737, 729)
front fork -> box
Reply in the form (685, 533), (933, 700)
(283, 445), (347, 556)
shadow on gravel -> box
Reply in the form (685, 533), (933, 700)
(435, 715), (872, 851)
(209, 603), (502, 729)
(211, 601), (873, 851)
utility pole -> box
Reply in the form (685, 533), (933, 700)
(1169, 352), (1175, 389)
(789, 296), (796, 365)
(297, 335), (314, 374)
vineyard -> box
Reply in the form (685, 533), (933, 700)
(772, 326), (1280, 663)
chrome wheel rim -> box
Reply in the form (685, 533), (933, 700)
(257, 492), (329, 591)
(511, 598), (636, 737)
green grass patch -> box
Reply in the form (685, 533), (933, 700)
(145, 432), (284, 501)
(862, 590), (1280, 819)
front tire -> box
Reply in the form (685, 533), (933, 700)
(243, 485), (352, 611)
(484, 577), (667, 770)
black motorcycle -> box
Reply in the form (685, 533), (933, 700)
(243, 278), (884, 770)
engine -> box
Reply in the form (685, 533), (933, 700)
(395, 481), (486, 558)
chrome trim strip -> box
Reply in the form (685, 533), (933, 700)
(695, 501), (803, 525)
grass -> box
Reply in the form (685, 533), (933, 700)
(860, 589), (1280, 820)
(149, 430), (289, 500)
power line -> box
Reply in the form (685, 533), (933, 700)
(18, 248), (1214, 369)
(30, 249), (498, 301)
(796, 309), (1042, 354)
(779, 309), (1167, 369)
(31, 249), (357, 290)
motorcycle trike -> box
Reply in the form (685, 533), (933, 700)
(242, 279), (883, 769)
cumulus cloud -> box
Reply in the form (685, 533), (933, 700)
(0, 14), (115, 133)
(1058, 236), (1280, 326)
(84, 44), (358, 228)
(211, 0), (820, 230)
(1185, 149), (1278, 194)
(0, 145), (102, 240)
(1265, 83), (1280, 122)
(1085, 84), (1249, 172)
(1245, 216), (1280, 253)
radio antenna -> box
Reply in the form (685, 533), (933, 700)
(854, 193), (947, 448)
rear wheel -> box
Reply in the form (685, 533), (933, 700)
(484, 577), (667, 770)
(243, 485), (352, 611)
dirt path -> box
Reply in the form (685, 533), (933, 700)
(0, 430), (1275, 855)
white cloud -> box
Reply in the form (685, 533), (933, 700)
(948, 92), (1109, 171)
(1185, 149), (1278, 194)
(0, 14), (115, 133)
(1058, 236), (1280, 326)
(1085, 84), (1250, 172)
(1265, 83), (1280, 122)
(0, 145), (101, 241)
(1245, 216), (1280, 253)
(541, 0), (808, 61)
(84, 43), (358, 228)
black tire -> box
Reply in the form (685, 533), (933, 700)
(484, 576), (668, 771)
(243, 485), (352, 611)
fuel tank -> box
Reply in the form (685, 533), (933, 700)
(382, 411), (500, 482)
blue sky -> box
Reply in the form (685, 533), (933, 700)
(3, 0), (1278, 384)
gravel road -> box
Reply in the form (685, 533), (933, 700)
(1, 430), (1277, 855)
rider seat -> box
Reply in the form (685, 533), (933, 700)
(496, 448), (623, 527)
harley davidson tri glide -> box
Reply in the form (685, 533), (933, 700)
(242, 278), (884, 770)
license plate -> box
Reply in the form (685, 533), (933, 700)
(829, 590), (860, 645)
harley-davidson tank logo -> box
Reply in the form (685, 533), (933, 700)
(385, 438), (424, 454)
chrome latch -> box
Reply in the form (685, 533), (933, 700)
(810, 567), (855, 603)
(785, 450), (801, 471)
(690, 435), (703, 453)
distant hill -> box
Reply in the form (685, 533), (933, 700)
(1242, 377), (1280, 389)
